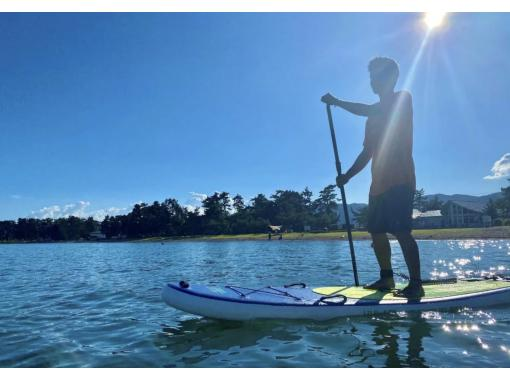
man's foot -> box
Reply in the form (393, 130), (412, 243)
(363, 277), (395, 292)
(393, 282), (425, 299)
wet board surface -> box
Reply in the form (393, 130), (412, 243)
(313, 279), (510, 301)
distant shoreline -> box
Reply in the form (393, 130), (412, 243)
(140, 226), (510, 242)
(3, 227), (508, 244)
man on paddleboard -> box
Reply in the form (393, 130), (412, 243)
(321, 57), (424, 298)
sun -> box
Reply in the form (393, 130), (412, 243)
(423, 12), (447, 30)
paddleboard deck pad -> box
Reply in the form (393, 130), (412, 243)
(162, 279), (510, 321)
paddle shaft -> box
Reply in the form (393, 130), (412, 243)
(326, 104), (360, 286)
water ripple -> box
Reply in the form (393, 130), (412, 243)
(0, 240), (509, 367)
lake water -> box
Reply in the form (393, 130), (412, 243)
(1, 239), (510, 367)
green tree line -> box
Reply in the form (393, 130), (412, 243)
(2, 180), (509, 242)
(0, 216), (99, 242)
(1, 185), (341, 241)
(100, 185), (340, 238)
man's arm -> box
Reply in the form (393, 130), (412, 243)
(337, 147), (372, 187)
(321, 93), (379, 117)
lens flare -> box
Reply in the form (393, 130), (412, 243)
(424, 12), (447, 30)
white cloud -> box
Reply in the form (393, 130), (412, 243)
(183, 192), (208, 215)
(484, 153), (510, 180)
(31, 201), (127, 221)
(189, 192), (207, 202)
(62, 201), (91, 218)
(89, 207), (128, 221)
(34, 205), (62, 219)
(10, 194), (22, 200)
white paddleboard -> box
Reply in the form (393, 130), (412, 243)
(162, 279), (510, 321)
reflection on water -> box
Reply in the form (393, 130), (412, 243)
(156, 319), (293, 367)
(0, 239), (509, 367)
(153, 309), (503, 368)
(365, 313), (431, 368)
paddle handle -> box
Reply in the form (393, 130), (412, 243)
(326, 105), (360, 287)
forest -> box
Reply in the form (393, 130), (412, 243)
(2, 180), (509, 242)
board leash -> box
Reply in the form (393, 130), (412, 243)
(396, 272), (458, 285)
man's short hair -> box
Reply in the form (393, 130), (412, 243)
(368, 57), (399, 88)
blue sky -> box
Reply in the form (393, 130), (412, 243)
(1, 12), (510, 220)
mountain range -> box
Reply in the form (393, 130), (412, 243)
(423, 192), (502, 204)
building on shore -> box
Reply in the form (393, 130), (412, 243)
(412, 209), (444, 229)
(88, 230), (106, 240)
(334, 198), (494, 230)
(443, 200), (492, 228)
(268, 225), (283, 234)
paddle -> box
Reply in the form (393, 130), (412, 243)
(326, 104), (360, 286)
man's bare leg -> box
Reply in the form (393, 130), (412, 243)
(372, 233), (392, 271)
(364, 233), (395, 290)
(395, 232), (421, 282)
(394, 232), (424, 298)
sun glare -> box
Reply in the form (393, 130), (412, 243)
(424, 12), (447, 30)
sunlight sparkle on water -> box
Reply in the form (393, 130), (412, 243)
(455, 258), (471, 266)
(422, 311), (442, 320)
(477, 337), (489, 350)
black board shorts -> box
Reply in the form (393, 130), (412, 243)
(367, 185), (414, 234)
